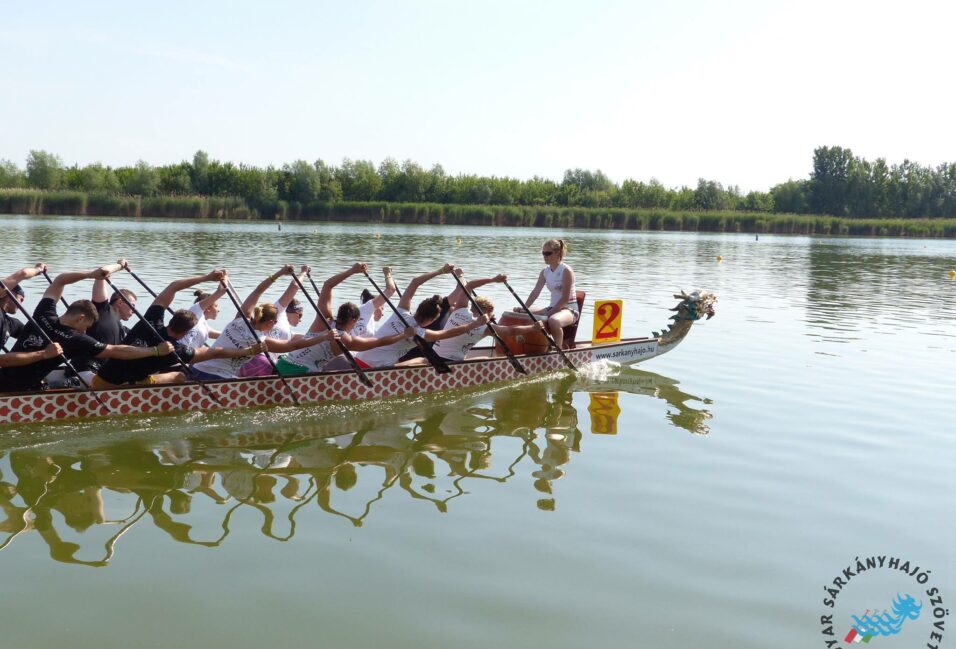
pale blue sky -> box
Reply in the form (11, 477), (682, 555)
(2, 0), (953, 192)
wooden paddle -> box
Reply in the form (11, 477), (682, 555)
(503, 279), (576, 370)
(363, 272), (451, 374)
(0, 283), (111, 412)
(221, 280), (301, 405)
(450, 271), (527, 375)
(104, 276), (226, 406)
(293, 272), (374, 389)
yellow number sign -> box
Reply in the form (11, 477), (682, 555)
(592, 299), (623, 344)
(588, 392), (621, 435)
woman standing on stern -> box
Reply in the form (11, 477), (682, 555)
(524, 238), (577, 349)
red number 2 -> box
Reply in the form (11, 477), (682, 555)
(595, 302), (621, 339)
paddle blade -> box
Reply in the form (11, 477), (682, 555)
(416, 337), (451, 374)
(356, 369), (374, 388)
(508, 356), (528, 374)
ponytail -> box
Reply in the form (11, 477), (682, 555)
(193, 289), (210, 303)
(253, 302), (279, 325)
(544, 238), (568, 259)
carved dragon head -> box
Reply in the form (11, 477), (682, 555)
(653, 290), (717, 340)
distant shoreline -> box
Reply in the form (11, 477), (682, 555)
(2, 189), (954, 238)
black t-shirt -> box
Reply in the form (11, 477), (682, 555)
(97, 304), (194, 385)
(0, 313), (25, 349)
(86, 300), (124, 344)
(73, 300), (119, 373)
(0, 298), (108, 392)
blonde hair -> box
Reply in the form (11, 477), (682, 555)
(543, 238), (568, 260)
(252, 302), (279, 325)
(472, 295), (494, 315)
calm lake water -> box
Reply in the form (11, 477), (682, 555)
(1, 215), (954, 649)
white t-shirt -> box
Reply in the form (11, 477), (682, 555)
(192, 318), (258, 378)
(432, 308), (486, 361)
(282, 332), (336, 372)
(179, 303), (210, 351)
(544, 262), (578, 311)
(266, 304), (292, 341)
(351, 300), (379, 338)
(354, 308), (423, 368)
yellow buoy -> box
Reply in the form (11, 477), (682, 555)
(375, 233), (381, 239)
(716, 255), (723, 262)
(456, 237), (462, 246)
(949, 269), (956, 278)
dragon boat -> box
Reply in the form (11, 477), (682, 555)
(0, 291), (716, 426)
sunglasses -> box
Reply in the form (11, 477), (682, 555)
(542, 250), (554, 257)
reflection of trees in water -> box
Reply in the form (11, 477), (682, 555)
(804, 241), (954, 336)
(0, 368), (713, 566)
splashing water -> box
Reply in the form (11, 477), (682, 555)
(576, 359), (622, 382)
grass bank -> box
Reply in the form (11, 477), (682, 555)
(3, 188), (955, 238)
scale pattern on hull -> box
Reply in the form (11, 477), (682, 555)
(0, 339), (662, 425)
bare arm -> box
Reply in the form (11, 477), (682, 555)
(398, 263), (454, 311)
(422, 314), (489, 342)
(240, 265), (294, 317)
(154, 269), (226, 309)
(263, 330), (335, 354)
(370, 266), (396, 310)
(524, 271), (547, 308)
(191, 342), (263, 364)
(95, 341), (174, 360)
(306, 312), (332, 334)
(3, 263), (47, 292)
(0, 343), (62, 368)
(92, 259), (127, 303)
(449, 272), (506, 309)
(319, 263), (367, 318)
(196, 283), (227, 312)
(44, 267), (109, 303)
(340, 327), (414, 352)
(275, 265), (311, 309)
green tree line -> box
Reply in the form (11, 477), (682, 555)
(2, 146), (955, 218)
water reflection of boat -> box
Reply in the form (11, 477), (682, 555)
(0, 291), (716, 425)
(575, 365), (714, 435)
(0, 368), (714, 566)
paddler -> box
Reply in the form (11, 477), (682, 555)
(275, 263), (415, 376)
(1, 262), (49, 350)
(323, 264), (490, 370)
(523, 238), (578, 349)
(73, 258), (137, 379)
(0, 265), (177, 393)
(92, 270), (265, 388)
(190, 266), (335, 380)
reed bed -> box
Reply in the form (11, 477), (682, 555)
(2, 189), (954, 237)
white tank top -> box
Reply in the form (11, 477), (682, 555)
(544, 262), (577, 311)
